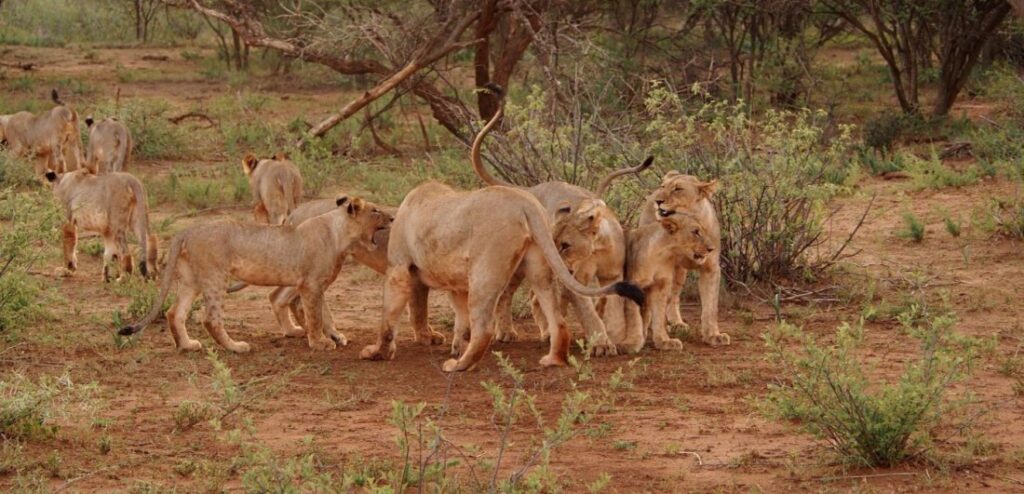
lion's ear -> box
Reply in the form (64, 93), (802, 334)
(555, 201), (572, 218)
(45, 171), (58, 183)
(242, 153), (258, 175)
(274, 151), (287, 161)
(347, 197), (365, 216)
(698, 179), (718, 199)
(663, 170), (681, 182)
(336, 195), (349, 207)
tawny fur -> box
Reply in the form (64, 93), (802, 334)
(242, 153), (303, 225)
(47, 169), (158, 283)
(120, 196), (391, 353)
(637, 171), (730, 347)
(358, 181), (644, 372)
(85, 117), (132, 174)
(2, 91), (84, 176)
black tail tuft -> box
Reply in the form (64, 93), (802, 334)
(639, 156), (654, 170)
(118, 325), (139, 336)
(139, 261), (148, 278)
(85, 116), (94, 127)
(44, 171), (58, 182)
(482, 82), (504, 98)
(613, 281), (646, 307)
(51, 89), (63, 105)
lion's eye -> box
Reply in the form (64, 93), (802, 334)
(560, 242), (570, 251)
(693, 229), (701, 236)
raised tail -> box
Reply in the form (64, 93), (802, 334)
(522, 202), (645, 307)
(470, 83), (509, 187)
(595, 156), (654, 196)
(119, 233), (183, 337)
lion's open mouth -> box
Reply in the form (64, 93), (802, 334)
(692, 252), (706, 262)
(657, 207), (674, 218)
(370, 226), (390, 247)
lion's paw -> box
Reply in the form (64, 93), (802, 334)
(360, 343), (394, 361)
(590, 341), (619, 357)
(442, 358), (461, 372)
(495, 329), (519, 343)
(539, 354), (568, 368)
(704, 332), (731, 347)
(229, 341), (252, 353)
(329, 331), (348, 347)
(654, 338), (684, 351)
(417, 330), (446, 346)
(282, 327), (305, 338)
(309, 337), (337, 351)
(177, 339), (203, 352)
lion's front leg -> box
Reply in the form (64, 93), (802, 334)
(410, 280), (444, 345)
(667, 263), (688, 327)
(649, 283), (683, 351)
(361, 266), (412, 361)
(269, 287), (305, 338)
(697, 259), (729, 346)
(567, 291), (617, 357)
(60, 221), (78, 275)
(297, 287), (336, 351)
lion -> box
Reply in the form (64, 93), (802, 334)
(118, 195), (392, 353)
(637, 171), (729, 346)
(469, 86), (651, 356)
(242, 152), (302, 225)
(45, 169), (158, 282)
(358, 180), (645, 372)
(84, 116), (132, 174)
(620, 212), (716, 352)
(2, 90), (84, 176)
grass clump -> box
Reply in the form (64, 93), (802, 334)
(762, 315), (981, 467)
(897, 211), (926, 243)
(1, 372), (98, 442)
(89, 99), (191, 160)
(0, 191), (59, 339)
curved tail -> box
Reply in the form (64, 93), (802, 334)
(278, 176), (296, 225)
(470, 83), (509, 187)
(51, 89), (64, 105)
(125, 177), (154, 277)
(595, 156), (654, 196)
(522, 202), (644, 307)
(114, 130), (131, 172)
(118, 232), (183, 337)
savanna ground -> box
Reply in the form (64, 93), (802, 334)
(2, 16), (1024, 494)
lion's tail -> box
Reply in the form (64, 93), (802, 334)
(470, 83), (509, 187)
(114, 128), (131, 172)
(118, 230), (182, 338)
(278, 175), (296, 225)
(125, 176), (155, 278)
(595, 156), (654, 197)
(522, 202), (644, 307)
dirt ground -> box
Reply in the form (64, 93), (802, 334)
(1, 46), (1023, 493)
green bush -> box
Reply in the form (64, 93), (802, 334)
(762, 316), (980, 467)
(906, 151), (979, 190)
(897, 211), (926, 243)
(0, 372), (97, 442)
(0, 190), (59, 338)
(990, 196), (1024, 239)
(88, 100), (191, 160)
(0, 153), (38, 189)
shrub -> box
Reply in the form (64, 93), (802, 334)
(0, 153), (38, 189)
(762, 316), (980, 467)
(897, 211), (926, 243)
(0, 190), (59, 339)
(906, 151), (979, 190)
(989, 196), (1024, 239)
(0, 372), (97, 442)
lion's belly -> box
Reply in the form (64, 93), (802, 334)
(71, 204), (109, 235)
(411, 250), (470, 291)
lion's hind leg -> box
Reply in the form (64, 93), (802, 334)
(200, 281), (251, 353)
(296, 286), (336, 351)
(166, 273), (202, 352)
(269, 287), (305, 338)
(361, 265), (413, 361)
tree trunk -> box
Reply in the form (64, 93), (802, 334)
(135, 0), (144, 41)
(231, 28), (242, 71)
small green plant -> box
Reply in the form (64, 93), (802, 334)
(0, 154), (39, 189)
(939, 209), (963, 238)
(0, 372), (98, 442)
(989, 196), (1024, 239)
(762, 315), (981, 467)
(173, 400), (214, 431)
(906, 151), (979, 190)
(0, 191), (59, 339)
(897, 211), (926, 243)
(612, 440), (636, 451)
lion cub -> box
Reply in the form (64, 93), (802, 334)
(119, 195), (391, 353)
(45, 169), (158, 282)
(242, 152), (303, 224)
(84, 116), (132, 174)
(620, 212), (716, 353)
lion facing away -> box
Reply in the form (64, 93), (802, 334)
(468, 87), (651, 356)
(45, 169), (158, 282)
(637, 171), (729, 346)
(621, 212), (716, 352)
(358, 181), (644, 372)
(119, 195), (391, 353)
(242, 153), (302, 225)
(2, 90), (84, 176)
(84, 116), (132, 174)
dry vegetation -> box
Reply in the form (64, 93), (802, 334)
(1, 1), (1024, 492)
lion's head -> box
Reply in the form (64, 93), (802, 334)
(650, 171), (718, 219)
(661, 212), (715, 266)
(336, 195), (393, 249)
(551, 198), (607, 273)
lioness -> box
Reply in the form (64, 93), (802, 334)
(469, 87), (651, 355)
(118, 195), (391, 352)
(45, 169), (158, 282)
(637, 171), (729, 346)
(2, 90), (84, 175)
(242, 153), (302, 225)
(84, 116), (132, 174)
(358, 181), (645, 372)
(621, 212), (716, 352)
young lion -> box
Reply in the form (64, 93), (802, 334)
(2, 90), (84, 176)
(84, 116), (132, 173)
(45, 169), (158, 282)
(242, 152), (302, 225)
(621, 212), (716, 353)
(469, 85), (651, 356)
(118, 196), (391, 353)
(358, 181), (644, 372)
(637, 171), (729, 346)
